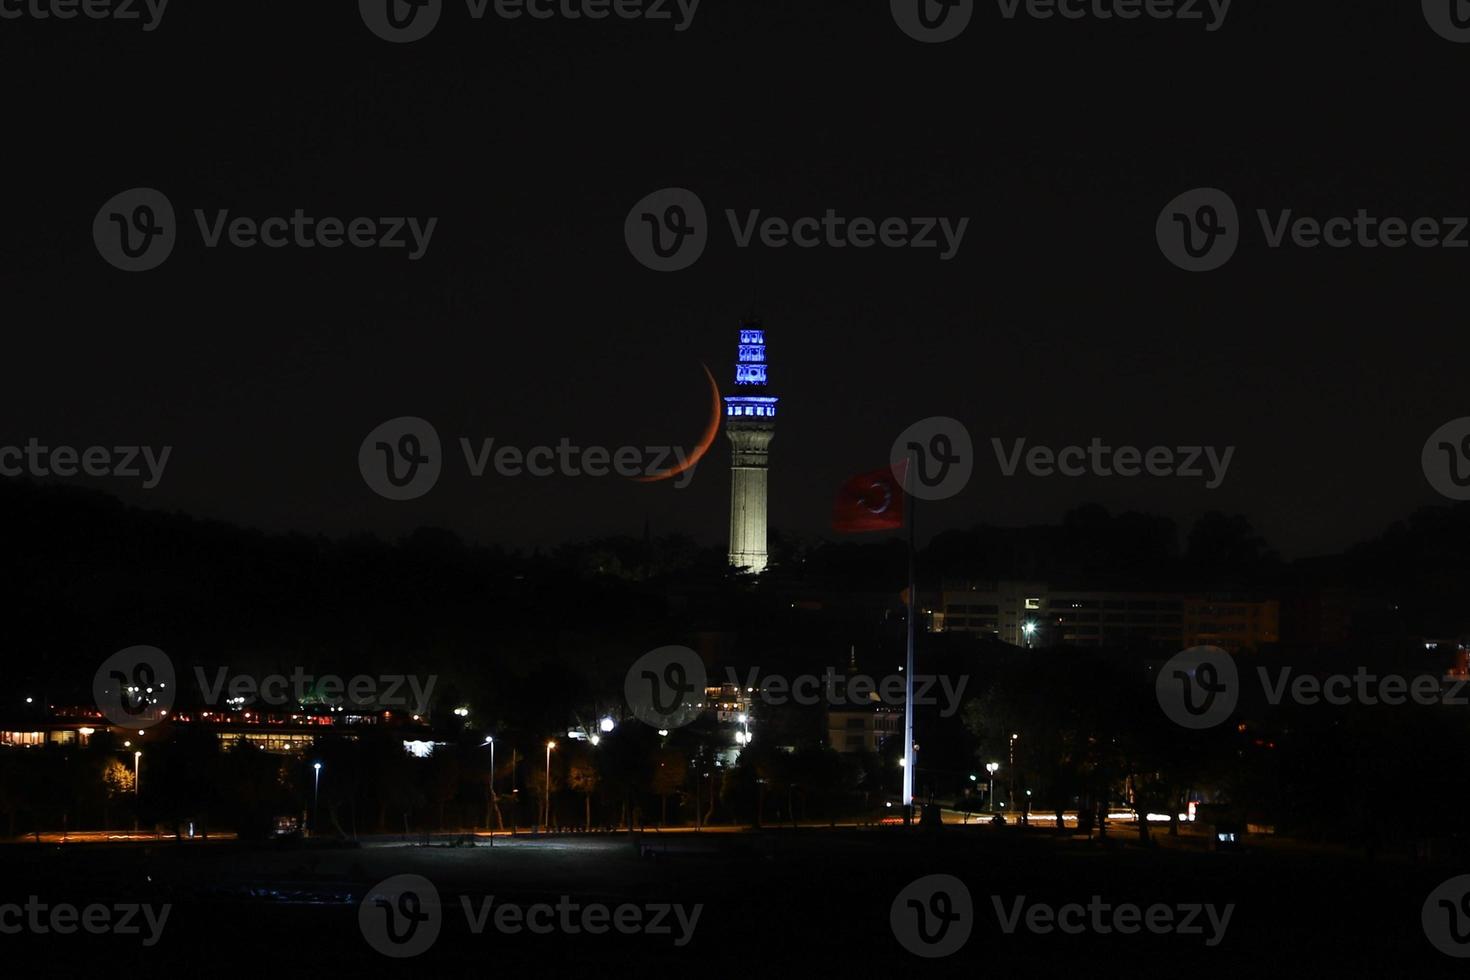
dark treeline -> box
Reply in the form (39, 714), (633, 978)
(5, 481), (1470, 850)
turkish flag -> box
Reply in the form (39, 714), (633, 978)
(832, 462), (907, 533)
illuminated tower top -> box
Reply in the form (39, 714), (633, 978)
(725, 319), (776, 574)
(725, 322), (778, 420)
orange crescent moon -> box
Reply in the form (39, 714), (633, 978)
(633, 362), (721, 483)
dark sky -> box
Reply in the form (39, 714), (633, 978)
(2, 1), (1463, 559)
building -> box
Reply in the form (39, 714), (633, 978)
(1183, 595), (1280, 651)
(826, 704), (901, 753)
(724, 321), (778, 573)
(934, 580), (1048, 645)
(0, 704), (428, 756)
(935, 580), (1279, 652)
(702, 681), (755, 764)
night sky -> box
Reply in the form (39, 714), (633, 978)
(3, 1), (1463, 558)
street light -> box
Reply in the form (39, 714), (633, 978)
(483, 736), (496, 793)
(986, 761), (1000, 812)
(1021, 621), (1037, 648)
(313, 762), (322, 835)
(1009, 733), (1018, 814)
(544, 740), (556, 829)
(481, 736), (499, 834)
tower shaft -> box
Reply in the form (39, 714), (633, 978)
(728, 425), (774, 572)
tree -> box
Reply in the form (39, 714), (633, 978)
(567, 753), (598, 831)
(650, 749), (688, 826)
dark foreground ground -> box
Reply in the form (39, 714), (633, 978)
(0, 827), (1462, 975)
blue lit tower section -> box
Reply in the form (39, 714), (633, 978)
(724, 322), (778, 573)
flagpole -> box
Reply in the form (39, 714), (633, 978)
(903, 453), (916, 820)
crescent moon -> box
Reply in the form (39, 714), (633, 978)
(634, 362), (721, 483)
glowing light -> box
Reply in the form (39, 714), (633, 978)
(735, 363), (767, 384)
(589, 735), (600, 746)
(599, 717), (615, 733)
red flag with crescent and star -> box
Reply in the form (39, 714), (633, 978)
(831, 461), (908, 532)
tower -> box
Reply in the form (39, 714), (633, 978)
(724, 321), (778, 573)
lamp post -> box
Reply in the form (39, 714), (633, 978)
(488, 734), (499, 822)
(133, 751), (142, 833)
(1008, 733), (1018, 814)
(544, 741), (556, 829)
(483, 736), (500, 833)
(986, 761), (999, 812)
(312, 762), (322, 836)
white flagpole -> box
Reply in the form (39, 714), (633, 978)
(902, 453), (916, 817)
